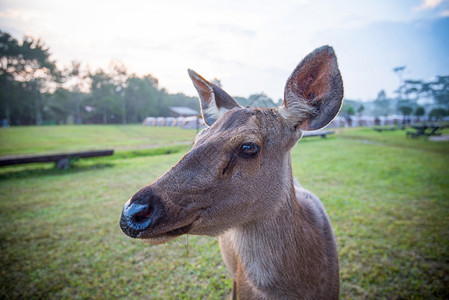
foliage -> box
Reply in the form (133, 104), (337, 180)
(0, 30), (201, 125)
(234, 93), (278, 107)
(398, 105), (413, 116)
(0, 30), (280, 126)
(372, 90), (391, 117)
(414, 106), (425, 117)
(340, 102), (355, 119)
(2, 28), (448, 126)
(0, 30), (57, 125)
(356, 104), (364, 116)
(344, 74), (449, 118)
(0, 126), (448, 299)
(404, 76), (449, 108)
(428, 108), (448, 120)
(125, 75), (160, 123)
(59, 61), (89, 124)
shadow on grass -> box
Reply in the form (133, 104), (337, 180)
(0, 162), (114, 181)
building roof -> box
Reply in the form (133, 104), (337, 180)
(170, 106), (199, 116)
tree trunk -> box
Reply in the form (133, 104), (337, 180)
(75, 92), (82, 124)
(5, 101), (10, 123)
(34, 87), (43, 125)
(121, 93), (127, 124)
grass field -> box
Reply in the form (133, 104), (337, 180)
(0, 125), (448, 299)
(0, 125), (197, 156)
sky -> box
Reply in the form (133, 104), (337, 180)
(0, 0), (448, 102)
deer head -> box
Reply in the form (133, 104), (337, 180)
(120, 46), (343, 245)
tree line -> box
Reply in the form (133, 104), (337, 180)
(0, 30), (203, 125)
(1, 29), (447, 126)
(340, 67), (449, 121)
(0, 30), (283, 126)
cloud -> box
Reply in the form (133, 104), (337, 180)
(1, 0), (448, 101)
(0, 8), (30, 22)
(415, 0), (445, 10)
(0, 9), (18, 19)
(213, 23), (256, 38)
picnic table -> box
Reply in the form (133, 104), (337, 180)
(406, 125), (442, 138)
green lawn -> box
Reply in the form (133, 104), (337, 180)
(0, 125), (448, 299)
(0, 125), (197, 156)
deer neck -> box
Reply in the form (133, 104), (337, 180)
(225, 173), (327, 297)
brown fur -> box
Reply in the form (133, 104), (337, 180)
(120, 46), (344, 299)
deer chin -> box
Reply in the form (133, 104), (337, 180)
(142, 236), (177, 245)
(139, 217), (200, 245)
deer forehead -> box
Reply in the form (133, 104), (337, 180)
(196, 107), (289, 146)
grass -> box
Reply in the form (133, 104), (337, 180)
(338, 127), (449, 154)
(293, 130), (449, 298)
(0, 125), (197, 156)
(0, 125), (448, 299)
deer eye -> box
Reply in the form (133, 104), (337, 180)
(239, 143), (260, 158)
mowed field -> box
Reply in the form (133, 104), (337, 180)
(0, 125), (198, 156)
(0, 125), (448, 299)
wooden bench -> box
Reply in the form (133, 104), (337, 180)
(302, 130), (335, 138)
(0, 150), (114, 170)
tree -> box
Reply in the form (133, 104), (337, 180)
(0, 30), (222, 125)
(340, 102), (355, 123)
(403, 79), (427, 101)
(414, 106), (425, 121)
(41, 88), (69, 124)
(397, 98), (415, 125)
(431, 76), (449, 108)
(109, 61), (128, 124)
(428, 108), (447, 121)
(1, 32), (58, 125)
(125, 74), (160, 122)
(242, 93), (277, 107)
(414, 106), (426, 121)
(398, 106), (413, 116)
(393, 66), (406, 100)
(16, 36), (57, 125)
(373, 90), (391, 116)
(87, 68), (121, 124)
(402, 76), (449, 109)
(357, 104), (364, 117)
(60, 61), (90, 124)
(211, 78), (222, 88)
(0, 31), (21, 123)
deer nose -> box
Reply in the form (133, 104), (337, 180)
(119, 188), (163, 238)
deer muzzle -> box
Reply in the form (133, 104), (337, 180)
(119, 187), (163, 238)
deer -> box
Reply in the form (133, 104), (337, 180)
(120, 45), (343, 299)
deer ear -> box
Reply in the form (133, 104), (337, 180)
(279, 46), (344, 131)
(188, 69), (241, 126)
